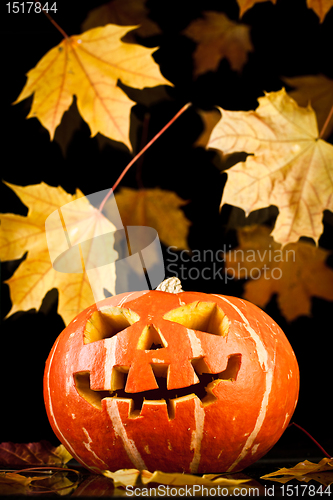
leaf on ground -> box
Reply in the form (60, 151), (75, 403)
(306, 0), (333, 22)
(225, 225), (333, 321)
(14, 24), (171, 150)
(236, 0), (276, 18)
(205, 88), (333, 245)
(103, 469), (141, 488)
(105, 187), (191, 250)
(103, 468), (249, 488)
(0, 472), (48, 496)
(0, 470), (77, 495)
(0, 472), (32, 488)
(81, 0), (161, 43)
(261, 458), (333, 485)
(0, 182), (118, 325)
(141, 470), (250, 487)
(183, 12), (253, 77)
(0, 441), (72, 466)
(283, 74), (333, 140)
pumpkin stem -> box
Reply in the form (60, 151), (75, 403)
(156, 277), (183, 293)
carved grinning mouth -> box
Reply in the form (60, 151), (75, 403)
(74, 354), (241, 418)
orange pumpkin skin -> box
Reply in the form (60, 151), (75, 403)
(44, 290), (299, 474)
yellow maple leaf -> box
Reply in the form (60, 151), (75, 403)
(236, 0), (276, 17)
(104, 187), (191, 250)
(283, 74), (333, 139)
(14, 24), (171, 149)
(183, 12), (253, 77)
(205, 88), (333, 245)
(306, 0), (333, 22)
(225, 225), (333, 321)
(0, 183), (118, 325)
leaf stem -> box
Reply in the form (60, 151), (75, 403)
(35, 1), (69, 39)
(136, 112), (151, 189)
(319, 103), (333, 139)
(288, 422), (332, 458)
(98, 102), (191, 212)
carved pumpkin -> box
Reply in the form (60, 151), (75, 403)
(44, 283), (299, 474)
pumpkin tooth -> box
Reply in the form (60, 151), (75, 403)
(111, 366), (129, 391)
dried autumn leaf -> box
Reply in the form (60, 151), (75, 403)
(0, 470), (77, 495)
(0, 472), (43, 496)
(183, 12), (253, 77)
(306, 0), (333, 22)
(0, 182), (118, 325)
(102, 468), (249, 487)
(205, 88), (333, 245)
(0, 472), (32, 488)
(283, 74), (333, 139)
(236, 0), (276, 17)
(103, 469), (141, 488)
(141, 470), (250, 487)
(225, 225), (333, 321)
(14, 24), (171, 149)
(81, 0), (161, 43)
(0, 441), (72, 466)
(261, 458), (333, 485)
(105, 187), (191, 250)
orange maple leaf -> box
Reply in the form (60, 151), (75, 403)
(205, 88), (333, 245)
(105, 187), (191, 250)
(306, 0), (333, 22)
(14, 24), (171, 149)
(236, 0), (276, 17)
(225, 225), (333, 321)
(183, 11), (253, 77)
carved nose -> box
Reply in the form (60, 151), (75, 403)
(136, 324), (168, 351)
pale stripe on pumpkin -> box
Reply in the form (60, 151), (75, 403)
(104, 335), (117, 389)
(82, 427), (109, 468)
(215, 296), (274, 472)
(45, 337), (97, 471)
(117, 292), (136, 307)
(106, 399), (147, 470)
(189, 397), (205, 473)
(187, 328), (203, 358)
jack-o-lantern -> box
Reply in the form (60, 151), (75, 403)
(44, 279), (299, 474)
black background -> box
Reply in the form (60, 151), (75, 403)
(1, 0), (332, 462)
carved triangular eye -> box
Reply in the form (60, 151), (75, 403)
(83, 306), (140, 344)
(163, 301), (229, 336)
(137, 324), (168, 350)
